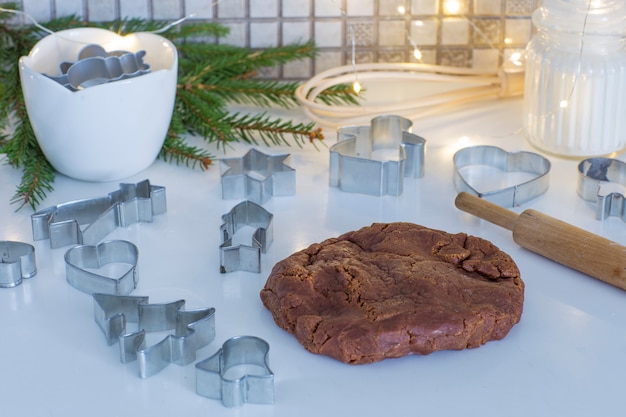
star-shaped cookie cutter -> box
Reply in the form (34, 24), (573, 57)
(0, 241), (37, 288)
(31, 179), (166, 248)
(219, 201), (273, 273)
(196, 336), (274, 407)
(577, 157), (626, 221)
(219, 148), (295, 204)
(330, 115), (426, 196)
(93, 293), (216, 378)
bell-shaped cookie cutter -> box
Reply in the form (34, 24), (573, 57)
(577, 157), (626, 221)
(330, 115), (426, 196)
(65, 240), (138, 295)
(453, 145), (551, 207)
(0, 241), (37, 288)
(31, 179), (166, 249)
(219, 148), (296, 205)
(93, 293), (216, 378)
(220, 201), (273, 273)
(196, 336), (274, 407)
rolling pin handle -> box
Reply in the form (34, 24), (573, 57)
(454, 192), (519, 231)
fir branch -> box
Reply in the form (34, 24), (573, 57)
(0, 7), (56, 209)
(223, 112), (325, 147)
(314, 84), (362, 106)
(160, 135), (213, 170)
(0, 12), (360, 210)
(164, 21), (230, 40)
(177, 41), (317, 84)
(192, 79), (302, 109)
(9, 146), (55, 210)
(175, 88), (233, 143)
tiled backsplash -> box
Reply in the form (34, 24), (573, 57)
(17, 0), (537, 79)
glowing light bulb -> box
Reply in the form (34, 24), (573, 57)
(353, 80), (362, 94)
(397, 6), (406, 15)
(509, 52), (523, 66)
(559, 100), (569, 108)
(444, 0), (461, 14)
(413, 48), (423, 60)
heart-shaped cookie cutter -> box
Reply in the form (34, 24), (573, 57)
(93, 293), (216, 378)
(577, 157), (626, 221)
(65, 240), (138, 295)
(196, 335), (274, 407)
(330, 115), (426, 196)
(0, 241), (37, 288)
(453, 145), (551, 207)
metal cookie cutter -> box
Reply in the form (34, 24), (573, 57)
(453, 145), (551, 207)
(45, 44), (150, 91)
(220, 201), (273, 273)
(196, 336), (274, 407)
(93, 293), (216, 379)
(330, 115), (426, 196)
(0, 241), (37, 288)
(577, 157), (626, 221)
(65, 240), (138, 295)
(220, 148), (295, 205)
(31, 179), (166, 248)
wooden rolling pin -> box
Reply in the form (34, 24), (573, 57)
(455, 191), (626, 291)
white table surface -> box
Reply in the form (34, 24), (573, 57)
(2, 88), (626, 417)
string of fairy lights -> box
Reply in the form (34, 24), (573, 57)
(3, 0), (592, 130)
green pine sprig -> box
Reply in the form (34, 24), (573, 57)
(0, 10), (359, 210)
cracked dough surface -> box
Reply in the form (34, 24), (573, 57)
(260, 222), (524, 364)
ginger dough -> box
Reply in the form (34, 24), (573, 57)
(260, 222), (524, 364)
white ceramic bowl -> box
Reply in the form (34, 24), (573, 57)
(19, 28), (178, 181)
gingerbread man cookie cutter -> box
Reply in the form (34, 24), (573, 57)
(93, 293), (216, 378)
(577, 157), (626, 221)
(31, 179), (166, 248)
(330, 115), (426, 196)
(196, 336), (274, 407)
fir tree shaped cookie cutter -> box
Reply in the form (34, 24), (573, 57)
(93, 293), (216, 378)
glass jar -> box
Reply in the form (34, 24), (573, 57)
(523, 0), (626, 157)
